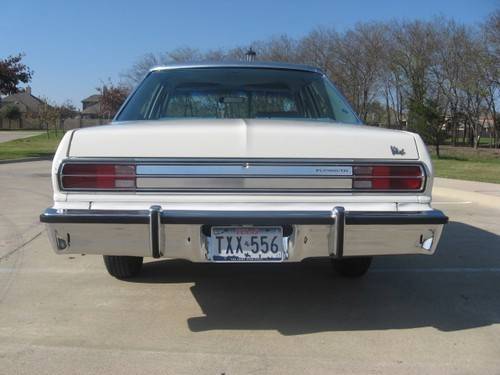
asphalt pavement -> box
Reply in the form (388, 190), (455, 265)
(1, 160), (499, 374)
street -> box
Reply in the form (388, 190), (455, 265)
(1, 160), (500, 374)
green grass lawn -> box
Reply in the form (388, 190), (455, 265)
(431, 146), (500, 184)
(0, 131), (65, 160)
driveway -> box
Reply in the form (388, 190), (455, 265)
(0, 131), (43, 143)
(1, 161), (499, 374)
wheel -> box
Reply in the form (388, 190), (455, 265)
(103, 255), (143, 279)
(332, 256), (372, 278)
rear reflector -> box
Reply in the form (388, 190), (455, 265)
(61, 164), (136, 190)
(353, 165), (424, 191)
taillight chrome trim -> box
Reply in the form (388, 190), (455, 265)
(57, 159), (427, 193)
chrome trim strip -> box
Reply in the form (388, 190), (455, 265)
(149, 62), (325, 74)
(59, 157), (423, 164)
(136, 177), (352, 190)
(136, 165), (353, 176)
(66, 129), (76, 157)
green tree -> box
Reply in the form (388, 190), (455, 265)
(0, 105), (22, 128)
(408, 99), (447, 157)
(0, 54), (33, 95)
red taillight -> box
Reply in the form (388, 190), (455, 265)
(353, 165), (424, 191)
(61, 164), (136, 190)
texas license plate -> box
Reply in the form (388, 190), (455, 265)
(208, 226), (284, 262)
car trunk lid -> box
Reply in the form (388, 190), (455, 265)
(68, 119), (419, 160)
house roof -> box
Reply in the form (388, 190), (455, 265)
(82, 94), (101, 104)
(81, 102), (101, 115)
(1, 91), (45, 113)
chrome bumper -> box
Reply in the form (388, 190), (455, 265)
(40, 207), (448, 260)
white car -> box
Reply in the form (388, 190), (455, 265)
(40, 62), (448, 279)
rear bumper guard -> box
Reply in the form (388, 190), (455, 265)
(40, 207), (448, 259)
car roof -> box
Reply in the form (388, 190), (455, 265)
(149, 61), (324, 75)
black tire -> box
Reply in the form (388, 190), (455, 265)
(103, 256), (143, 279)
(332, 257), (372, 278)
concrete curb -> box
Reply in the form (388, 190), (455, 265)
(433, 186), (500, 209)
(0, 156), (53, 165)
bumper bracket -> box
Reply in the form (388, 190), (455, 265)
(149, 205), (162, 258)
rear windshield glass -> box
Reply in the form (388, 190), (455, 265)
(116, 68), (360, 124)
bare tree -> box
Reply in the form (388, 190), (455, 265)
(482, 10), (500, 146)
(298, 27), (338, 74)
(336, 23), (386, 122)
(37, 98), (59, 137)
(97, 81), (130, 119)
(120, 53), (168, 86)
(252, 35), (299, 62)
(119, 10), (500, 149)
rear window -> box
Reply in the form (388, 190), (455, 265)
(116, 67), (360, 124)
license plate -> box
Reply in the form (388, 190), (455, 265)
(208, 226), (284, 262)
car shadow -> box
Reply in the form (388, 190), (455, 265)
(128, 221), (500, 335)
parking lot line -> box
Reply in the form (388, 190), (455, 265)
(372, 267), (500, 273)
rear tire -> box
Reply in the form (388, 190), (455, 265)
(332, 257), (372, 278)
(103, 256), (143, 279)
